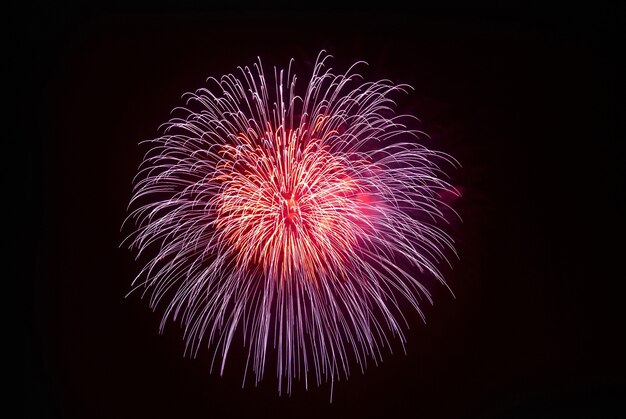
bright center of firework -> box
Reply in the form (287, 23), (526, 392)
(281, 194), (299, 225)
(212, 120), (364, 284)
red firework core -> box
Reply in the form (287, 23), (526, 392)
(281, 194), (299, 225)
(212, 117), (365, 284)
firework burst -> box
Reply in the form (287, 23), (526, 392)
(124, 51), (459, 396)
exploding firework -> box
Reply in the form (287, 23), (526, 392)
(124, 51), (459, 396)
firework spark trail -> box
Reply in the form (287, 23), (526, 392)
(124, 51), (459, 397)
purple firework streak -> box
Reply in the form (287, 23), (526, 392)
(123, 51), (460, 397)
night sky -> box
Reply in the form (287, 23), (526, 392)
(19, 3), (623, 418)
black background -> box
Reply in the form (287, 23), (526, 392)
(18, 2), (623, 418)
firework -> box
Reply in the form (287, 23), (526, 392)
(124, 51), (459, 396)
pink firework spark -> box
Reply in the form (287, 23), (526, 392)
(124, 51), (460, 397)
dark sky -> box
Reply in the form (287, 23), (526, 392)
(19, 2), (623, 418)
